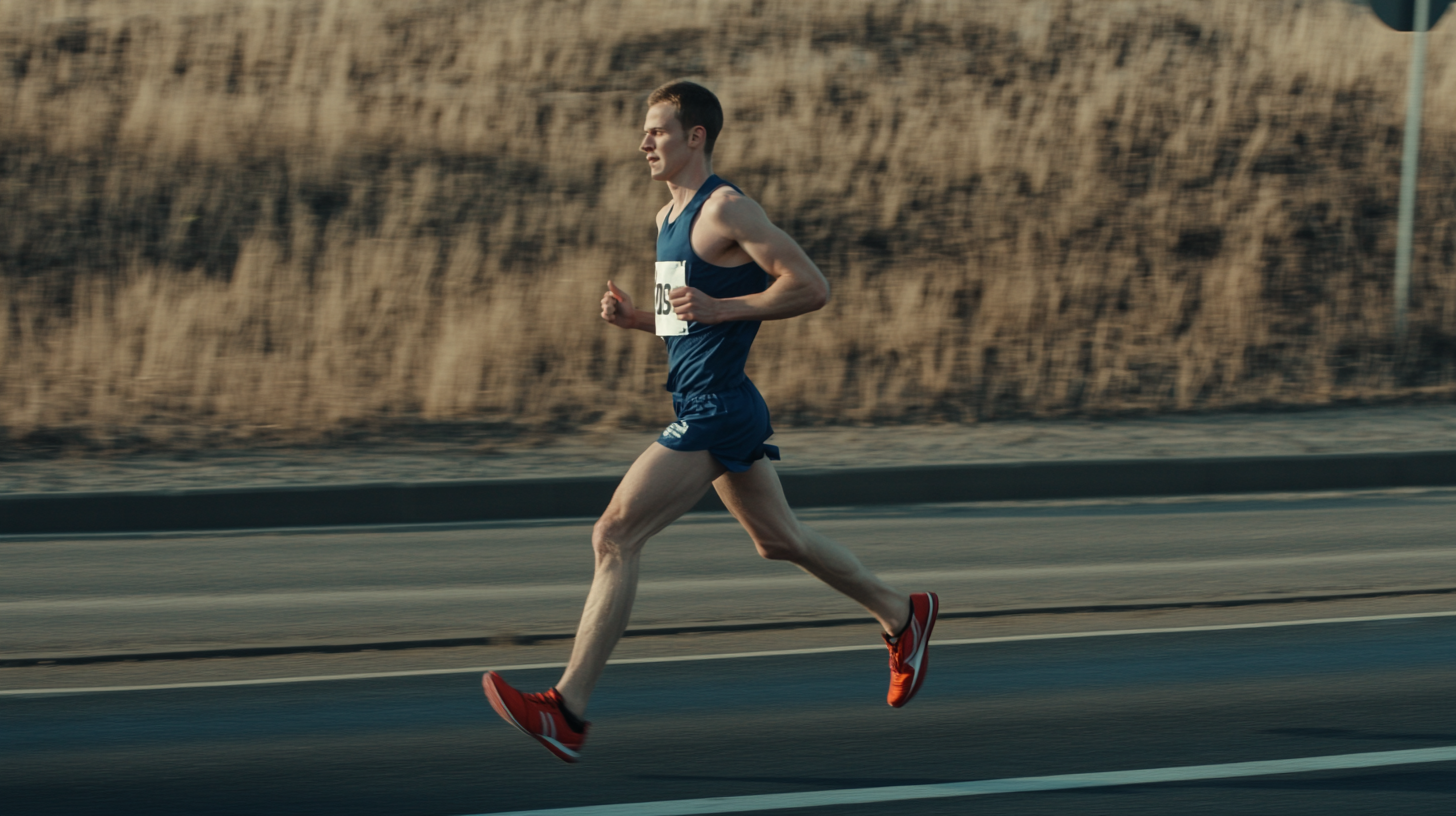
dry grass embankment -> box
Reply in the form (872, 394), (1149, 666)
(1, 0), (1454, 449)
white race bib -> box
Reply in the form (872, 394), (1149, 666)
(654, 261), (688, 336)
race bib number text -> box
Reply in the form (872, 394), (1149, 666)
(654, 261), (688, 336)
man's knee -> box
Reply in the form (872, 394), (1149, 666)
(592, 515), (644, 561)
(752, 530), (806, 562)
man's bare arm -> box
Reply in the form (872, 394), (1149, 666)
(667, 195), (830, 325)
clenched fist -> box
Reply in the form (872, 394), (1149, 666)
(601, 280), (636, 329)
(669, 285), (726, 325)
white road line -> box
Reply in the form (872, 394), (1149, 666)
(469, 746), (1456, 815)
(4, 609), (1454, 697)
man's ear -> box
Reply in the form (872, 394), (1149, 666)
(690, 125), (706, 148)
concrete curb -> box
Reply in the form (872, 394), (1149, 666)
(4, 450), (1456, 535)
(6, 585), (1453, 668)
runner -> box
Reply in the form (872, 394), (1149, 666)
(483, 80), (938, 763)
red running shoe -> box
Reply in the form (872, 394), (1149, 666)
(884, 592), (938, 707)
(482, 672), (589, 763)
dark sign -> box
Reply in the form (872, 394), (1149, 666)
(1370, 0), (1452, 31)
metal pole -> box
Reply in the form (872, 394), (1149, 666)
(1395, 0), (1431, 337)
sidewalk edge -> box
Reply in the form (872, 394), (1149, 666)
(3, 450), (1456, 534)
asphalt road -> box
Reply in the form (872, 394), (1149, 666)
(5, 490), (1456, 657)
(3, 614), (1454, 815)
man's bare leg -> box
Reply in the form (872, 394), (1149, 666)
(713, 457), (911, 635)
(553, 444), (727, 717)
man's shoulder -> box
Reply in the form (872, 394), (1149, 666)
(704, 182), (752, 209)
(701, 184), (764, 226)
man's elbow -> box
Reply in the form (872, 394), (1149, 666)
(807, 280), (830, 312)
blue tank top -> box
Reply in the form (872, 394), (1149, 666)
(656, 175), (771, 396)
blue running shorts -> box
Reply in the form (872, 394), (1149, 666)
(656, 380), (781, 472)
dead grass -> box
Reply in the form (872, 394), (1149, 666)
(2, 0), (1455, 449)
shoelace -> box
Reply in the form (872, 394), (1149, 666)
(886, 632), (911, 670)
(523, 690), (562, 709)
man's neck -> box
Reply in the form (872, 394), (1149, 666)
(665, 163), (713, 210)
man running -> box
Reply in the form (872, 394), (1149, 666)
(484, 80), (937, 763)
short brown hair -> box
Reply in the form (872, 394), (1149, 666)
(647, 80), (723, 157)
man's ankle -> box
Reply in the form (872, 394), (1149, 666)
(554, 688), (588, 727)
(552, 690), (588, 732)
(884, 598), (914, 640)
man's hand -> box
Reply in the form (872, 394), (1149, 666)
(669, 286), (726, 325)
(601, 280), (638, 329)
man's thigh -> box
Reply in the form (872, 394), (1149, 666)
(600, 443), (727, 545)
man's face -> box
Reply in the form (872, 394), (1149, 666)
(640, 102), (701, 182)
